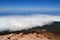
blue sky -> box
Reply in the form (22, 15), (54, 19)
(0, 0), (60, 15)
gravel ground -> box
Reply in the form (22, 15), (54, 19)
(0, 32), (60, 40)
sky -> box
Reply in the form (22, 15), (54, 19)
(0, 0), (60, 15)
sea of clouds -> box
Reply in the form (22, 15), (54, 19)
(0, 14), (60, 32)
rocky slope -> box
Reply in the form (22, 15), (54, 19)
(0, 32), (60, 40)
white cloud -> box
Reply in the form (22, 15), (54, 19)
(0, 14), (60, 32)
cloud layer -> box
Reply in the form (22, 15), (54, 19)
(0, 14), (60, 32)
